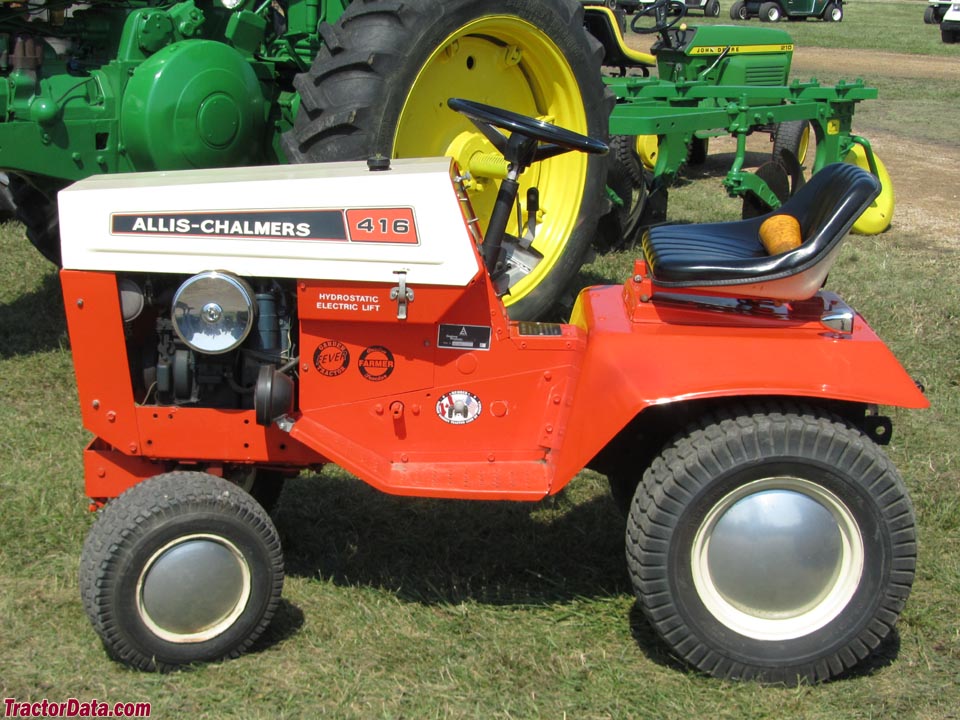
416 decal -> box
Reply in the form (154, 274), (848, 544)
(346, 208), (419, 244)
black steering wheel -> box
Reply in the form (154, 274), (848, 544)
(630, 0), (686, 35)
(448, 97), (607, 172)
(447, 98), (607, 278)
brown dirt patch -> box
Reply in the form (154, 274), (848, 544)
(791, 47), (960, 82)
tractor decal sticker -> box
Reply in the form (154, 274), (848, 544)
(689, 44), (794, 56)
(345, 208), (419, 244)
(111, 209), (348, 241)
(358, 346), (395, 382)
(436, 390), (482, 425)
(437, 324), (492, 351)
(313, 341), (350, 377)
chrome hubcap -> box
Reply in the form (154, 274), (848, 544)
(137, 534), (251, 643)
(691, 477), (863, 641)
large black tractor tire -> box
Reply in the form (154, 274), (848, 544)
(9, 177), (62, 265)
(943, 27), (959, 43)
(80, 472), (284, 671)
(283, 0), (613, 320)
(625, 404), (916, 684)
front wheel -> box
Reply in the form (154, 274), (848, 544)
(705, 0), (721, 17)
(80, 472), (284, 670)
(625, 405), (916, 684)
(284, 0), (612, 320)
(729, 0), (748, 19)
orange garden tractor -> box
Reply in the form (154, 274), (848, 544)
(65, 99), (926, 683)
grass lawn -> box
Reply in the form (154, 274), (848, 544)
(1, 2), (958, 717)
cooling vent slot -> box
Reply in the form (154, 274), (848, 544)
(744, 66), (788, 86)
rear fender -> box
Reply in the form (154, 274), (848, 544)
(552, 284), (927, 486)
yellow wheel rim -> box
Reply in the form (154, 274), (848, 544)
(636, 134), (659, 170)
(797, 124), (811, 165)
(844, 145), (894, 235)
(395, 16), (587, 307)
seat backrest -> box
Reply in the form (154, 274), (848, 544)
(782, 162), (881, 263)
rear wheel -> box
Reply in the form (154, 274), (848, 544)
(759, 2), (782, 21)
(284, 0), (612, 320)
(80, 472), (284, 670)
(823, 1), (843, 21)
(705, 0), (721, 17)
(606, 135), (649, 248)
(772, 120), (811, 166)
(9, 177), (62, 265)
(626, 405), (916, 683)
(924, 6), (936, 23)
(730, 0), (748, 19)
(943, 27), (959, 43)
(844, 144), (894, 234)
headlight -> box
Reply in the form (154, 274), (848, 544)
(221, 0), (244, 9)
(172, 271), (256, 355)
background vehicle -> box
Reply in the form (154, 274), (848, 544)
(925, 0), (952, 24)
(63, 100), (925, 683)
(941, 2), (960, 41)
(630, 0), (722, 16)
(729, 0), (843, 22)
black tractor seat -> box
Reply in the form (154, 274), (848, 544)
(642, 163), (882, 301)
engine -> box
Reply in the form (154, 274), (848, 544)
(117, 271), (298, 415)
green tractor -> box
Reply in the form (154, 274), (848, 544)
(1, 0), (886, 316)
(586, 0), (890, 243)
(0, 0), (611, 320)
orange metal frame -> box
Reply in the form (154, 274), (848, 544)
(61, 243), (927, 503)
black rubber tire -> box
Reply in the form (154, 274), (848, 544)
(729, 0), (748, 20)
(625, 404), (916, 684)
(606, 135), (649, 248)
(687, 136), (709, 166)
(943, 27), (959, 43)
(9, 176), (62, 265)
(740, 159), (790, 219)
(823, 1), (843, 21)
(705, 0), (721, 17)
(80, 471), (284, 671)
(226, 466), (288, 515)
(759, 2), (782, 21)
(923, 5), (937, 23)
(0, 174), (16, 222)
(772, 119), (811, 166)
(283, 0), (612, 321)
